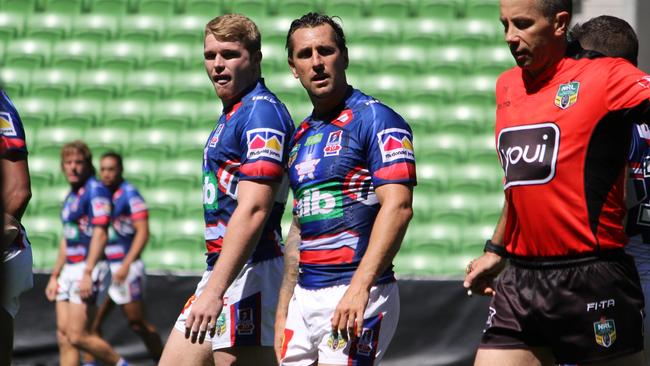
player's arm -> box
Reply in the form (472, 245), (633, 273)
(332, 183), (413, 339)
(274, 215), (301, 363)
(1, 154), (31, 251)
(45, 237), (67, 301)
(185, 179), (278, 343)
(113, 218), (149, 284)
(79, 225), (108, 299)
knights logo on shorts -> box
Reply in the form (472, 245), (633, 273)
(356, 328), (374, 356)
(593, 316), (617, 348)
(236, 307), (255, 335)
(327, 332), (347, 351)
(216, 313), (227, 337)
(554, 81), (580, 110)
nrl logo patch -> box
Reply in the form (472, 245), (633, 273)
(215, 313), (227, 337)
(327, 332), (347, 351)
(554, 81), (580, 109)
(593, 317), (617, 348)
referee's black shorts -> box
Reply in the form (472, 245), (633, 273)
(479, 249), (644, 364)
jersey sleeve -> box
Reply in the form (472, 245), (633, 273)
(362, 103), (417, 187)
(89, 183), (112, 226)
(605, 59), (650, 114)
(127, 187), (148, 221)
(238, 99), (293, 182)
(0, 91), (27, 156)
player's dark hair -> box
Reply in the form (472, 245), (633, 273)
(569, 15), (638, 66)
(101, 151), (123, 171)
(286, 12), (347, 58)
(538, 0), (572, 21)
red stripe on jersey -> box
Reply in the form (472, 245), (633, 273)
(300, 246), (355, 265)
(3, 137), (25, 152)
(206, 238), (223, 252)
(226, 102), (243, 121)
(131, 211), (148, 220)
(91, 216), (110, 226)
(240, 160), (283, 179)
(293, 121), (310, 142)
(67, 254), (84, 263)
(373, 162), (416, 181)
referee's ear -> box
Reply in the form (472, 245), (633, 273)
(554, 11), (571, 38)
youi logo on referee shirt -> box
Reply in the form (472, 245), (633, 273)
(497, 122), (559, 189)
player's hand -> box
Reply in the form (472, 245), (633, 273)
(112, 265), (129, 285)
(45, 275), (58, 302)
(184, 291), (222, 344)
(79, 271), (93, 300)
(332, 284), (369, 341)
(463, 252), (506, 296)
(274, 311), (288, 364)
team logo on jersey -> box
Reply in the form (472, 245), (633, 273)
(343, 167), (377, 205)
(209, 124), (225, 148)
(296, 182), (343, 223)
(295, 158), (320, 182)
(377, 128), (415, 163)
(288, 144), (300, 167)
(236, 308), (255, 335)
(305, 133), (323, 146)
(327, 332), (347, 351)
(593, 317), (617, 348)
(324, 130), (343, 157)
(0, 112), (16, 137)
(216, 313), (227, 337)
(91, 197), (111, 217)
(497, 123), (559, 189)
(637, 76), (650, 89)
(356, 328), (374, 356)
(203, 171), (219, 210)
(63, 222), (80, 240)
(217, 160), (240, 199)
(246, 128), (284, 162)
(554, 81), (580, 109)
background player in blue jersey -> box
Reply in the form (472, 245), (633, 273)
(159, 14), (294, 366)
(275, 13), (415, 365)
(0, 89), (33, 366)
(44, 141), (127, 366)
(569, 14), (649, 360)
(83, 152), (163, 364)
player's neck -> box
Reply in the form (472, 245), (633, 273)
(311, 84), (349, 119)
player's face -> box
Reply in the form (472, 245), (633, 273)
(204, 33), (261, 107)
(500, 0), (568, 76)
(99, 156), (121, 189)
(288, 24), (348, 104)
(62, 152), (90, 186)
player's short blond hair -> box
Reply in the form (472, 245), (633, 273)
(61, 140), (95, 174)
(205, 14), (261, 56)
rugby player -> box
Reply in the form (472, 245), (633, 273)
(463, 0), (650, 365)
(275, 13), (415, 365)
(159, 14), (294, 366)
(44, 141), (127, 366)
(0, 89), (33, 366)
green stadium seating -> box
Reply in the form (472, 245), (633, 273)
(0, 11), (25, 41)
(98, 41), (145, 71)
(379, 45), (427, 74)
(450, 19), (501, 46)
(401, 18), (448, 47)
(430, 192), (475, 224)
(87, 0), (130, 14)
(84, 126), (131, 155)
(123, 70), (171, 101)
(143, 41), (192, 71)
(25, 13), (71, 41)
(416, 0), (461, 19)
(392, 249), (444, 276)
(435, 103), (485, 133)
(159, 217), (203, 249)
(101, 98), (151, 127)
(265, 72), (305, 106)
(183, 0), (222, 17)
(426, 46), (472, 76)
(32, 244), (61, 269)
(228, 0), (268, 18)
(476, 192), (503, 223)
(449, 162), (502, 193)
(150, 100), (198, 128)
(43, 0), (84, 13)
(473, 46), (514, 75)
(140, 187), (185, 220)
(414, 133), (467, 163)
(465, 0), (500, 20)
(28, 155), (61, 186)
(29, 68), (77, 99)
(22, 215), (61, 249)
(455, 74), (497, 105)
(70, 13), (119, 42)
(164, 15), (205, 44)
(257, 16), (293, 45)
(411, 189), (433, 221)
(357, 74), (406, 106)
(144, 246), (194, 270)
(0, 66), (31, 97)
(178, 128), (208, 159)
(119, 15), (165, 43)
(51, 40), (99, 70)
(33, 126), (84, 155)
(403, 222), (459, 251)
(458, 222), (495, 254)
(128, 128), (178, 157)
(349, 18), (400, 47)
(182, 188), (203, 217)
(5, 38), (52, 69)
(273, 0), (317, 17)
(346, 45), (380, 75)
(31, 185), (69, 216)
(408, 74), (456, 105)
(136, 0), (178, 15)
(1, 0), (37, 13)
(170, 70), (214, 101)
(261, 43), (288, 72)
(466, 134), (497, 163)
(196, 100), (221, 126)
(12, 97), (56, 127)
(55, 98), (104, 128)
(395, 103), (436, 133)
(322, 0), (364, 18)
(415, 161), (449, 192)
(369, 0), (412, 18)
(123, 157), (159, 187)
(77, 69), (124, 100)
(157, 158), (200, 189)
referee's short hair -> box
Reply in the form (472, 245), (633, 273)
(569, 15), (638, 66)
(537, 0), (572, 22)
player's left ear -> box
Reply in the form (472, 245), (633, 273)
(252, 50), (262, 65)
(554, 11), (570, 37)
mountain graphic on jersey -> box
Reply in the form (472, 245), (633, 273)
(0, 111), (16, 136)
(246, 128), (285, 162)
(377, 128), (414, 163)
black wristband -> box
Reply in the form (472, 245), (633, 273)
(484, 240), (507, 257)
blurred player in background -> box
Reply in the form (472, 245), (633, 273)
(0, 89), (33, 366)
(275, 13), (415, 365)
(569, 14), (650, 360)
(45, 141), (128, 366)
(159, 14), (294, 366)
(464, 0), (650, 365)
(83, 152), (163, 365)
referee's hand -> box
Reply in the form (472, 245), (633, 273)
(463, 252), (506, 296)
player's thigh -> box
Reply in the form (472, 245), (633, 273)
(55, 301), (72, 332)
(65, 301), (92, 338)
(589, 351), (644, 366)
(474, 347), (555, 366)
(213, 345), (276, 366)
(121, 300), (146, 323)
(159, 327), (213, 366)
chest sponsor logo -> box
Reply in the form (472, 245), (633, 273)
(593, 317), (616, 348)
(91, 197), (111, 217)
(305, 133), (323, 146)
(637, 76), (650, 89)
(497, 123), (559, 189)
(203, 171), (219, 209)
(296, 184), (343, 223)
(209, 124), (225, 148)
(295, 158), (320, 183)
(554, 81), (580, 109)
(377, 128), (415, 163)
(324, 130), (343, 157)
(246, 128), (284, 162)
(0, 112), (16, 137)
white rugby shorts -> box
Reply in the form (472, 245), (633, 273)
(55, 261), (111, 306)
(280, 282), (399, 366)
(174, 256), (283, 350)
(2, 245), (33, 317)
(108, 259), (146, 305)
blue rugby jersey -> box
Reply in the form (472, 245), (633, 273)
(1, 90), (30, 254)
(61, 176), (112, 264)
(289, 87), (417, 289)
(105, 180), (148, 263)
(626, 123), (650, 281)
(202, 79), (294, 269)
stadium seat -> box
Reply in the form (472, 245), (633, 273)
(123, 70), (171, 101)
(164, 15), (205, 43)
(51, 40), (99, 70)
(450, 19), (501, 47)
(426, 46), (473, 76)
(149, 100), (198, 128)
(29, 68), (77, 99)
(196, 100), (222, 126)
(5, 38), (52, 69)
(349, 18), (400, 47)
(265, 72), (305, 106)
(143, 246), (194, 270)
(379, 45), (427, 74)
(273, 0), (318, 17)
(21, 215), (61, 249)
(183, 0), (222, 17)
(415, 160), (449, 192)
(0, 66), (32, 97)
(368, 0), (412, 18)
(416, 0), (460, 19)
(123, 157), (159, 187)
(0, 11), (25, 41)
(97, 41), (145, 71)
(401, 18), (449, 47)
(159, 218), (203, 249)
(411, 189), (433, 222)
(473, 46), (515, 75)
(28, 155), (61, 186)
(70, 13), (119, 42)
(257, 16), (293, 45)
(430, 192), (476, 224)
(392, 249), (446, 276)
(55, 98), (104, 128)
(128, 128), (178, 157)
(227, 0), (268, 18)
(77, 69), (125, 100)
(449, 162), (502, 193)
(170, 70), (214, 101)
(458, 223), (495, 255)
(261, 42), (288, 72)
(402, 222), (460, 251)
(414, 133), (467, 163)
(143, 41), (192, 72)
(140, 187), (185, 220)
(119, 15), (165, 43)
(84, 126), (131, 155)
(394, 103), (436, 134)
(466, 133), (497, 164)
(177, 129), (207, 159)
(136, 0), (178, 15)
(11, 97), (56, 128)
(2, 0), (37, 12)
(356, 74), (406, 106)
(322, 0), (365, 18)
(346, 44), (380, 75)
(101, 99), (151, 128)
(157, 158), (200, 189)
(182, 188), (204, 218)
(465, 0), (500, 20)
(455, 74), (497, 105)
(31, 185), (69, 216)
(476, 192), (503, 224)
(25, 13), (71, 41)
(42, 0), (83, 13)
(435, 103), (485, 133)
(407, 74), (455, 105)
(32, 244), (61, 269)
(33, 126), (85, 156)
(87, 0), (130, 14)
